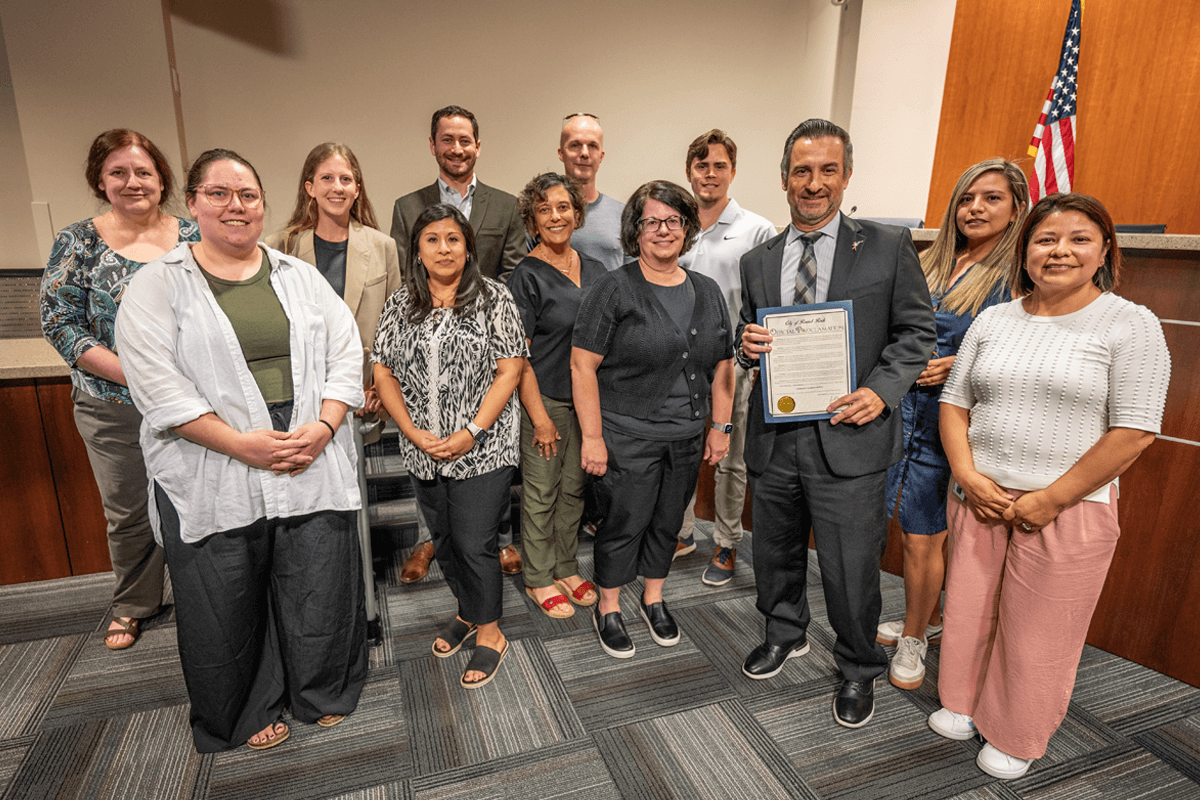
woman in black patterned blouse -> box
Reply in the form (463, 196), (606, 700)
(372, 204), (528, 689)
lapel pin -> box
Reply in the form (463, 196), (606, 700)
(852, 239), (862, 252)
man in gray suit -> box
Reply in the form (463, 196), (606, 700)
(736, 119), (934, 728)
(391, 105), (525, 580)
(390, 105), (525, 283)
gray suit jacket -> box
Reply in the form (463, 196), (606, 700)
(389, 180), (525, 283)
(736, 214), (935, 477)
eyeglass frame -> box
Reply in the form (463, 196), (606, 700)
(563, 112), (599, 122)
(193, 183), (264, 208)
(637, 215), (685, 233)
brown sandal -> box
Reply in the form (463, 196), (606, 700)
(247, 721), (289, 750)
(317, 714), (345, 728)
(104, 617), (140, 651)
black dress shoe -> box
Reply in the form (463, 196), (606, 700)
(593, 605), (635, 659)
(833, 678), (875, 728)
(742, 639), (810, 679)
(638, 598), (680, 646)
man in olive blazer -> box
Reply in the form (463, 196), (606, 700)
(389, 105), (525, 283)
(736, 120), (934, 729)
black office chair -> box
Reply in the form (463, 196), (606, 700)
(1114, 224), (1166, 234)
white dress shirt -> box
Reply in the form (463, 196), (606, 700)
(779, 212), (842, 305)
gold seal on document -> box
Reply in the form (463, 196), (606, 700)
(777, 396), (795, 413)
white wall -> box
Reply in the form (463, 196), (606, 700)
(0, 13), (40, 270)
(168, 0), (819, 236)
(844, 0), (957, 223)
(2, 0), (182, 262)
(1, 0), (957, 269)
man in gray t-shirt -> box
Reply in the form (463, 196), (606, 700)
(559, 114), (625, 271)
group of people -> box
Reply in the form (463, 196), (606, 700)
(39, 107), (1169, 783)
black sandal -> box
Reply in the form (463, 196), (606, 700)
(432, 617), (477, 658)
(460, 641), (509, 689)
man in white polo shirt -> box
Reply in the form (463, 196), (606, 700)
(676, 129), (776, 585)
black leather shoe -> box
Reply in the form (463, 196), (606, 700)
(593, 605), (635, 659)
(833, 678), (875, 728)
(741, 639), (810, 679)
(638, 598), (680, 646)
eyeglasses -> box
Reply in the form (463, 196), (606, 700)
(195, 184), (263, 208)
(564, 112), (599, 121)
(638, 215), (684, 233)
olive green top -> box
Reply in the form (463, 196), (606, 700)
(200, 252), (293, 403)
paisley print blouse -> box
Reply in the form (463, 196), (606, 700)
(371, 279), (528, 480)
(40, 217), (201, 404)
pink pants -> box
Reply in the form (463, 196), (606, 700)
(938, 485), (1120, 759)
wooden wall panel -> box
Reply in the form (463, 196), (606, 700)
(926, 1), (1200, 235)
(1089, 440), (1200, 688)
(0, 380), (71, 583)
(36, 379), (111, 575)
(1113, 250), (1200, 322)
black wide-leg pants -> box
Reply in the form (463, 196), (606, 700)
(159, 485), (367, 752)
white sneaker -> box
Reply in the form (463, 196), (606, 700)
(888, 636), (927, 690)
(876, 619), (942, 646)
(928, 707), (976, 740)
(976, 743), (1032, 779)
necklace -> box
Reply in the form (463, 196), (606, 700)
(537, 245), (575, 275)
(429, 283), (457, 308)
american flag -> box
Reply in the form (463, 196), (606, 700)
(1028, 0), (1081, 201)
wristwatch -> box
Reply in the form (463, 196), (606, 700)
(466, 422), (489, 444)
(710, 421), (733, 434)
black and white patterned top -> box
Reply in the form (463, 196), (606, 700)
(371, 279), (528, 480)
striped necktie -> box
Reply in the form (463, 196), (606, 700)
(793, 231), (821, 305)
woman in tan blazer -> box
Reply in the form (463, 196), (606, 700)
(265, 142), (401, 416)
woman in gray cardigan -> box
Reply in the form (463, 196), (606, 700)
(571, 180), (735, 660)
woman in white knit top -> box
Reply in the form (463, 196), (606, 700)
(927, 194), (1170, 780)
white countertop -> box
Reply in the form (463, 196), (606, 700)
(0, 338), (70, 380)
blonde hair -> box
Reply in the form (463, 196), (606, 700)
(922, 159), (1029, 316)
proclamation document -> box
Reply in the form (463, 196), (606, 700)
(757, 301), (856, 423)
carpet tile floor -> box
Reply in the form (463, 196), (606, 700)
(1, 521), (1198, 799)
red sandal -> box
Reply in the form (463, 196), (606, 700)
(554, 578), (598, 607)
(525, 586), (575, 619)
